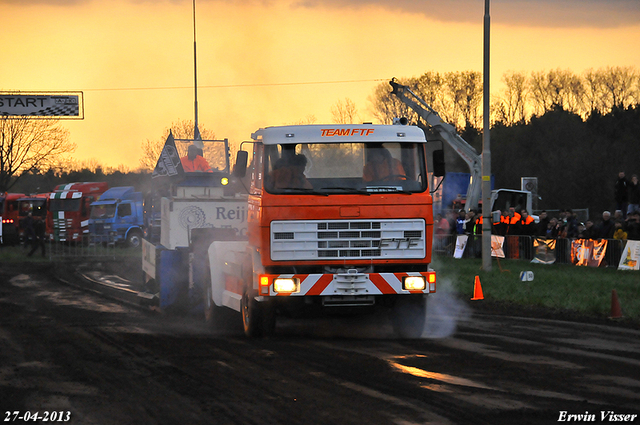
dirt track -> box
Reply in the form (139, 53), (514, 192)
(1, 262), (639, 424)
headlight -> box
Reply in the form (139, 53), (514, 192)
(403, 276), (426, 291)
(274, 278), (300, 294)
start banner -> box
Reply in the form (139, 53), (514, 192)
(0, 92), (83, 118)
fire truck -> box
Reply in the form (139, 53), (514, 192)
(1, 193), (26, 245)
(17, 193), (50, 241)
(48, 182), (109, 242)
(195, 123), (441, 337)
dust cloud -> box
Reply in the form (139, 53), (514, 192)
(422, 275), (472, 339)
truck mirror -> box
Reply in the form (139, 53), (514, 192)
(432, 149), (445, 177)
(233, 150), (248, 178)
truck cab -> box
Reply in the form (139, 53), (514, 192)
(48, 182), (109, 242)
(1, 193), (26, 245)
(209, 123), (439, 337)
(89, 186), (144, 247)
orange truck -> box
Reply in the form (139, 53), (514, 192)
(198, 123), (442, 337)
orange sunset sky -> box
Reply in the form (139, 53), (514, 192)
(2, 0), (640, 170)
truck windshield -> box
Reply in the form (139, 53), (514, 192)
(19, 200), (47, 218)
(264, 142), (427, 195)
(90, 204), (116, 219)
(50, 199), (81, 212)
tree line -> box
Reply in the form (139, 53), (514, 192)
(368, 67), (640, 219)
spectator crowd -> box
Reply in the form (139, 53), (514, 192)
(434, 172), (640, 242)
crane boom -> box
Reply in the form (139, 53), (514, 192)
(389, 78), (482, 212)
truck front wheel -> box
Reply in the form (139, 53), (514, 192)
(241, 290), (276, 337)
(390, 295), (427, 339)
(126, 229), (143, 248)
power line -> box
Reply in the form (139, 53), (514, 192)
(82, 78), (386, 92)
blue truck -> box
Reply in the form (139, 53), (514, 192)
(89, 186), (145, 247)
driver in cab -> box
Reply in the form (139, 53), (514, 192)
(271, 153), (313, 190)
(363, 145), (406, 182)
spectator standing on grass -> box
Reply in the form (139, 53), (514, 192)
(536, 210), (549, 237)
(579, 220), (598, 240)
(597, 211), (615, 239)
(546, 217), (560, 239)
(455, 210), (466, 235)
(22, 212), (35, 249)
(625, 211), (640, 240)
(27, 218), (46, 258)
(627, 174), (640, 215)
(614, 172), (629, 218)
(613, 221), (628, 240)
(518, 209), (536, 236)
(464, 210), (477, 235)
(565, 209), (579, 239)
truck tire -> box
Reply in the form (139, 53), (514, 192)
(241, 289), (264, 337)
(241, 289), (276, 337)
(126, 229), (143, 248)
(390, 295), (427, 339)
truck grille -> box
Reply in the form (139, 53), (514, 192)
(271, 219), (425, 261)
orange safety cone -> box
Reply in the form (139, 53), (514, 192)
(471, 276), (484, 300)
(609, 289), (623, 319)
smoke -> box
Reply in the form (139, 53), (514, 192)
(422, 275), (472, 339)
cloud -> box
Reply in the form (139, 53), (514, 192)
(4, 0), (638, 28)
(292, 0), (640, 28)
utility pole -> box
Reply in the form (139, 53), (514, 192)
(481, 0), (492, 271)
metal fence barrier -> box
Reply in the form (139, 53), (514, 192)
(46, 234), (122, 259)
(433, 234), (629, 268)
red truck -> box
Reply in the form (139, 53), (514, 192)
(1, 192), (26, 245)
(48, 182), (109, 242)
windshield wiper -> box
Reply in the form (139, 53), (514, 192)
(279, 188), (329, 196)
(319, 187), (371, 195)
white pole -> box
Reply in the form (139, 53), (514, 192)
(193, 0), (199, 140)
(482, 0), (492, 271)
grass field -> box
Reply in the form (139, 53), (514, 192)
(433, 255), (640, 326)
(2, 244), (638, 326)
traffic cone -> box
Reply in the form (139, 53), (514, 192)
(609, 289), (623, 319)
(471, 276), (484, 300)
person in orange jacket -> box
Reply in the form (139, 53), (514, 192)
(181, 144), (213, 173)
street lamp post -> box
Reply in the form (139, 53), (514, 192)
(482, 0), (492, 271)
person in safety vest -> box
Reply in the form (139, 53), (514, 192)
(363, 145), (406, 182)
(271, 154), (313, 190)
(518, 209), (536, 235)
(181, 144), (213, 173)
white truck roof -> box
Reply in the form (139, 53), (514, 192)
(252, 124), (427, 145)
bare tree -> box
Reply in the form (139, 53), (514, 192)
(369, 79), (415, 124)
(445, 71), (483, 129)
(0, 116), (76, 192)
(529, 69), (584, 115)
(139, 119), (216, 170)
(600, 66), (637, 110)
(494, 71), (528, 125)
(330, 98), (359, 124)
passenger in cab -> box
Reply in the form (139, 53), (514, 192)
(181, 144), (213, 173)
(271, 154), (313, 190)
(363, 145), (406, 182)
